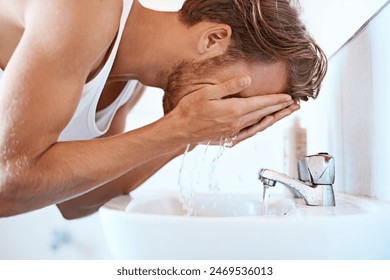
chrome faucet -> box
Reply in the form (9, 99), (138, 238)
(259, 153), (336, 206)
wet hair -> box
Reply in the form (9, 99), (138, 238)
(179, 0), (327, 101)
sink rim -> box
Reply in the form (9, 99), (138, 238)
(100, 190), (390, 222)
(101, 190), (294, 221)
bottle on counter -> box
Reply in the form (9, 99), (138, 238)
(284, 117), (307, 179)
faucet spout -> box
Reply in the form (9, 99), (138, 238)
(259, 169), (336, 206)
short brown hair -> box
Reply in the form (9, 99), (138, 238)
(179, 0), (327, 101)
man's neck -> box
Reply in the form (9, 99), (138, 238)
(110, 0), (183, 89)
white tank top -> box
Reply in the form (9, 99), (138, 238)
(0, 0), (136, 142)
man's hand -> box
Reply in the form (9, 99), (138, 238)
(235, 101), (300, 144)
(165, 76), (299, 145)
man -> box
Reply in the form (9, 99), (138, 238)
(0, 0), (327, 219)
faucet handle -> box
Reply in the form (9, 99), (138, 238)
(298, 153), (335, 185)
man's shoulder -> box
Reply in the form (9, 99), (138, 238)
(23, 0), (124, 67)
(25, 0), (123, 45)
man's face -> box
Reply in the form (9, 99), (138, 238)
(163, 56), (288, 114)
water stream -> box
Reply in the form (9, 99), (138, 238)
(178, 137), (235, 216)
(178, 136), (273, 217)
(178, 144), (194, 216)
(262, 185), (271, 215)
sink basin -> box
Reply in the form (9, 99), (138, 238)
(99, 190), (390, 260)
(124, 191), (294, 217)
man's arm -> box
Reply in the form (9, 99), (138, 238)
(57, 82), (186, 219)
(0, 1), (296, 217)
(57, 150), (183, 219)
(0, 0), (134, 215)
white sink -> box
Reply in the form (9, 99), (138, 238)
(99, 190), (390, 260)
(123, 192), (295, 217)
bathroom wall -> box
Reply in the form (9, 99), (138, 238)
(300, 0), (388, 56)
(298, 2), (390, 201)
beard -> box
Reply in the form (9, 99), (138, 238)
(162, 55), (236, 115)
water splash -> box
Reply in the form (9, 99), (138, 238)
(196, 141), (211, 192)
(178, 144), (194, 216)
(208, 137), (237, 192)
(178, 137), (235, 216)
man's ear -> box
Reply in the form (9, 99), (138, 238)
(197, 24), (232, 57)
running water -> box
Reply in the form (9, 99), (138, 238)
(178, 144), (194, 216)
(262, 185), (271, 215)
(178, 137), (235, 216)
(208, 137), (238, 192)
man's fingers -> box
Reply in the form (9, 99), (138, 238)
(272, 103), (301, 123)
(237, 100), (295, 128)
(239, 94), (293, 114)
(234, 103), (300, 144)
(209, 76), (252, 99)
